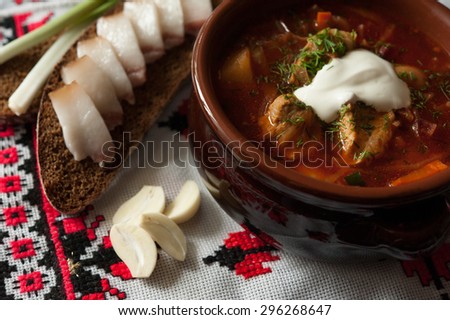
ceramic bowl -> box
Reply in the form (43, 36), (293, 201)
(189, 0), (450, 260)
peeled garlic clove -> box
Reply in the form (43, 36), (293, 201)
(138, 212), (187, 261)
(204, 170), (221, 188)
(110, 223), (158, 278)
(201, 176), (220, 199)
(164, 180), (200, 224)
(113, 186), (165, 225)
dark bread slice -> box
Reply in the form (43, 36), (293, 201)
(37, 27), (194, 214)
(0, 38), (54, 124)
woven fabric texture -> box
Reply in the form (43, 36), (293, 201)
(0, 0), (449, 300)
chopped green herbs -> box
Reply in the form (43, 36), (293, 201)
(383, 114), (391, 130)
(432, 110), (443, 119)
(329, 121), (342, 133)
(398, 71), (417, 81)
(296, 138), (304, 147)
(290, 98), (308, 109)
(273, 60), (299, 93)
(299, 52), (327, 79)
(271, 28), (356, 94)
(283, 116), (305, 125)
(439, 80), (450, 101)
(310, 29), (347, 55)
(274, 61), (296, 80)
(329, 105), (350, 134)
(344, 171), (366, 186)
(410, 88), (429, 109)
(353, 150), (375, 162)
(280, 94), (309, 110)
(256, 75), (270, 84)
(359, 122), (375, 132)
(297, 29), (353, 80)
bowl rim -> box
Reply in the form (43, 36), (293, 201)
(191, 0), (450, 205)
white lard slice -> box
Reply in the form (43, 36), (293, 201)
(153, 0), (185, 49)
(181, 0), (212, 35)
(124, 1), (165, 63)
(49, 82), (115, 163)
(77, 36), (135, 105)
(97, 13), (146, 87)
(61, 56), (123, 130)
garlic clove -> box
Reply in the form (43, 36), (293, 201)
(113, 185), (165, 225)
(201, 176), (220, 199)
(138, 212), (187, 261)
(164, 180), (200, 224)
(204, 170), (221, 188)
(110, 223), (158, 278)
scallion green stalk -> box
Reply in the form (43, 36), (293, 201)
(0, 0), (110, 65)
(8, 0), (120, 115)
(8, 21), (90, 116)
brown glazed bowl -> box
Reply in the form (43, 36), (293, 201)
(189, 0), (450, 260)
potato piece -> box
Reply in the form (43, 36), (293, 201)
(251, 45), (269, 74)
(220, 47), (253, 83)
(395, 64), (426, 89)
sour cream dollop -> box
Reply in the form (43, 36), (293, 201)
(293, 49), (411, 123)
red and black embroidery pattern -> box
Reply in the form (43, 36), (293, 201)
(203, 224), (280, 279)
(158, 98), (190, 136)
(0, 125), (61, 299)
(39, 199), (130, 300)
(402, 244), (450, 300)
(0, 125), (132, 299)
(0, 9), (53, 46)
(1, 1), (450, 299)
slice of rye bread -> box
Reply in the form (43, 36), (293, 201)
(37, 27), (195, 214)
(0, 38), (55, 124)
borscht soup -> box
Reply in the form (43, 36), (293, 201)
(215, 0), (450, 188)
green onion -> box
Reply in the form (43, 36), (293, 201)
(0, 0), (111, 65)
(8, 20), (89, 115)
(344, 171), (366, 186)
(7, 0), (120, 115)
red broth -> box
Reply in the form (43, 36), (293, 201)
(215, 1), (450, 187)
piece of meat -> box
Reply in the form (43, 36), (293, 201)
(77, 36), (135, 105)
(396, 108), (415, 123)
(289, 28), (356, 85)
(338, 103), (395, 164)
(61, 56), (123, 130)
(49, 82), (115, 163)
(97, 13), (146, 87)
(307, 28), (356, 52)
(123, 1), (165, 63)
(260, 94), (322, 156)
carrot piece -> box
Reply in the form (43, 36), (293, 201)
(390, 160), (448, 187)
(316, 11), (332, 30)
